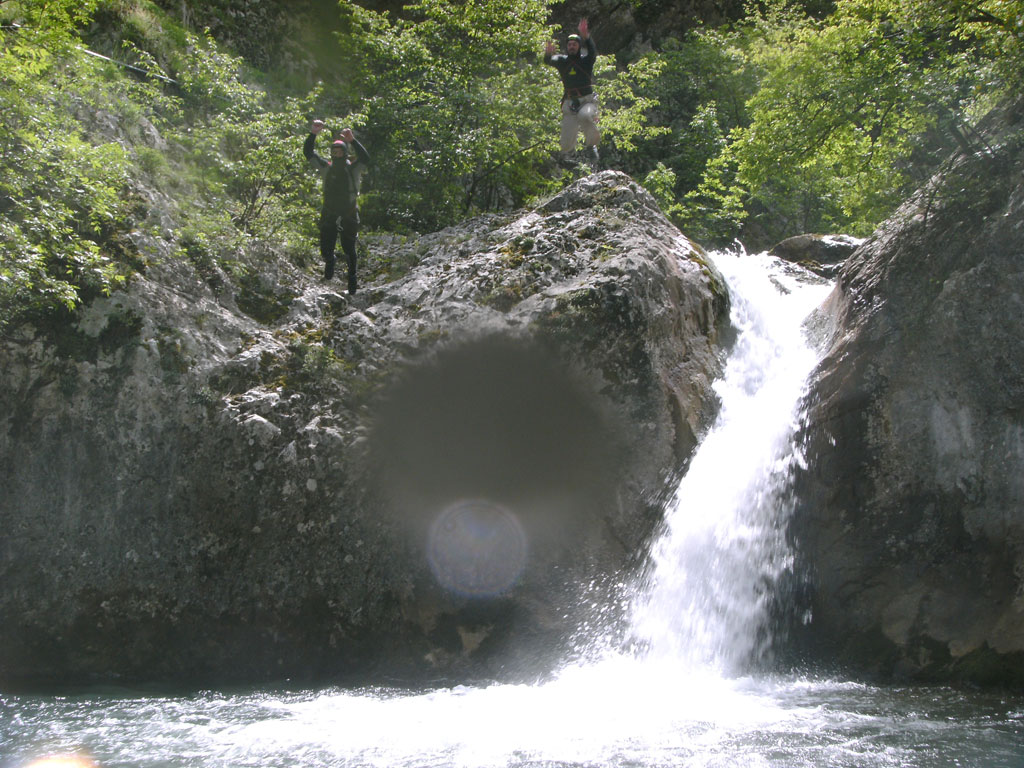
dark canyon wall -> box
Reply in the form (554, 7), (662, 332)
(790, 103), (1024, 687)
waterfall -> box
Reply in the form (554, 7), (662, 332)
(628, 249), (832, 674)
(7, 250), (1019, 768)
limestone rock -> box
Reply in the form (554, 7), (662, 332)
(0, 171), (730, 689)
(789, 105), (1024, 686)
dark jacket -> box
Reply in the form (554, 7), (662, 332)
(303, 133), (370, 218)
(544, 37), (597, 98)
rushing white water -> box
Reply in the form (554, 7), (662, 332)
(629, 248), (831, 673)
(3, 251), (1023, 768)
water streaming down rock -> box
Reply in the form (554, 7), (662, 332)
(628, 249), (832, 674)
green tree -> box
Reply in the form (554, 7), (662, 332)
(167, 32), (323, 240)
(631, 30), (756, 188)
(332, 0), (667, 232)
(1, 0), (137, 334)
(332, 0), (558, 231)
(688, 0), (1024, 246)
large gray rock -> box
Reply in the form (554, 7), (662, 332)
(789, 104), (1024, 686)
(0, 171), (730, 689)
(768, 233), (863, 279)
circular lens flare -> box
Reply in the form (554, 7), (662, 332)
(25, 757), (98, 768)
(427, 499), (527, 596)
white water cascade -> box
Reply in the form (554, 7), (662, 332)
(8, 251), (1021, 768)
(202, 249), (838, 767)
(629, 248), (831, 674)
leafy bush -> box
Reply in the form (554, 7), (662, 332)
(1, 0), (137, 334)
(332, 0), (667, 232)
(681, 0), (1024, 246)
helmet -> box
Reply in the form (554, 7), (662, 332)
(332, 139), (347, 151)
(567, 34), (582, 44)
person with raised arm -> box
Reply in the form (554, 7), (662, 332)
(544, 18), (600, 168)
(303, 120), (370, 293)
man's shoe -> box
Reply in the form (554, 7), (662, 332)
(322, 258), (335, 281)
(555, 151), (577, 169)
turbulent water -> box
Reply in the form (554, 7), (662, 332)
(3, 252), (1022, 768)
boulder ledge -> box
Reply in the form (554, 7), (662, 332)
(0, 171), (730, 689)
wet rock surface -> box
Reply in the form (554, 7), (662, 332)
(0, 171), (730, 689)
(768, 233), (863, 279)
(789, 105), (1024, 687)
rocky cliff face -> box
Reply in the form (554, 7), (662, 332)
(790, 105), (1024, 686)
(0, 171), (730, 690)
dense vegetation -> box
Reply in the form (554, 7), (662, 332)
(2, 0), (1021, 334)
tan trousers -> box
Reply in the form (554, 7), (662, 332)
(560, 93), (600, 153)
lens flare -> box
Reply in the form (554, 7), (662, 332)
(24, 757), (97, 768)
(427, 499), (527, 596)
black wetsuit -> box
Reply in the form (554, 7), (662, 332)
(303, 133), (370, 292)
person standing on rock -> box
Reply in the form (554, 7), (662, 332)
(544, 18), (600, 168)
(304, 120), (370, 293)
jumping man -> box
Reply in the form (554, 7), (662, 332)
(304, 120), (370, 293)
(544, 18), (600, 167)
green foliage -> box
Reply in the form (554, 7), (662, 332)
(732, 1), (950, 235)
(679, 141), (749, 244)
(638, 29), (756, 159)
(896, 0), (1024, 97)
(142, 28), (322, 263)
(5, 0), (1022, 334)
(643, 163), (678, 211)
(172, 28), (264, 119)
(0, 0), (97, 73)
(1, 0), (331, 335)
(593, 54), (670, 154)
(1, 0), (138, 334)
(209, 91), (322, 238)
(625, 27), (758, 239)
(332, 0), (559, 231)
(332, 0), (666, 232)
(682, 0), (1024, 245)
